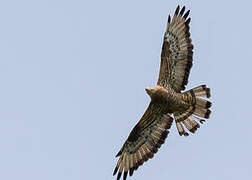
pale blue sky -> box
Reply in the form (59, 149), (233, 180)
(0, 0), (251, 179)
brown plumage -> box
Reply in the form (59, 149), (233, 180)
(113, 5), (212, 180)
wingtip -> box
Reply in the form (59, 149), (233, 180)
(123, 171), (128, 180)
(129, 168), (134, 176)
(185, 17), (191, 25)
(168, 15), (171, 23)
(117, 172), (122, 180)
(180, 6), (185, 16)
(175, 5), (180, 15)
(116, 150), (122, 157)
(183, 10), (190, 19)
(113, 167), (119, 176)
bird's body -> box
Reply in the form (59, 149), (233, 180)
(146, 85), (188, 113)
(113, 5), (212, 180)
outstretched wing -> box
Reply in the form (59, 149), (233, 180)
(113, 102), (173, 180)
(157, 5), (193, 92)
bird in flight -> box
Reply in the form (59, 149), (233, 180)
(113, 5), (212, 180)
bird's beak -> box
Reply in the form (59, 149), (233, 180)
(145, 87), (150, 92)
(145, 87), (152, 95)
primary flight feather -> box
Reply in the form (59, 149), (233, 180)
(113, 5), (212, 180)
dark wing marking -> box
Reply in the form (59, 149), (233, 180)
(113, 102), (173, 180)
(157, 5), (193, 92)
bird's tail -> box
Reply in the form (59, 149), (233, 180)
(174, 85), (212, 136)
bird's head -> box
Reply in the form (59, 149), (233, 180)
(145, 87), (157, 97)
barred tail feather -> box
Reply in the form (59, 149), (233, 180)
(176, 121), (189, 136)
(192, 85), (211, 98)
(174, 85), (212, 136)
(194, 107), (211, 119)
(182, 117), (200, 133)
(195, 97), (211, 109)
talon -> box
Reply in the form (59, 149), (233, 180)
(199, 119), (205, 124)
(184, 132), (189, 136)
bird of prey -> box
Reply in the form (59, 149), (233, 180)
(113, 5), (212, 180)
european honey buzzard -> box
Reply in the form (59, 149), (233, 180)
(113, 5), (212, 180)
